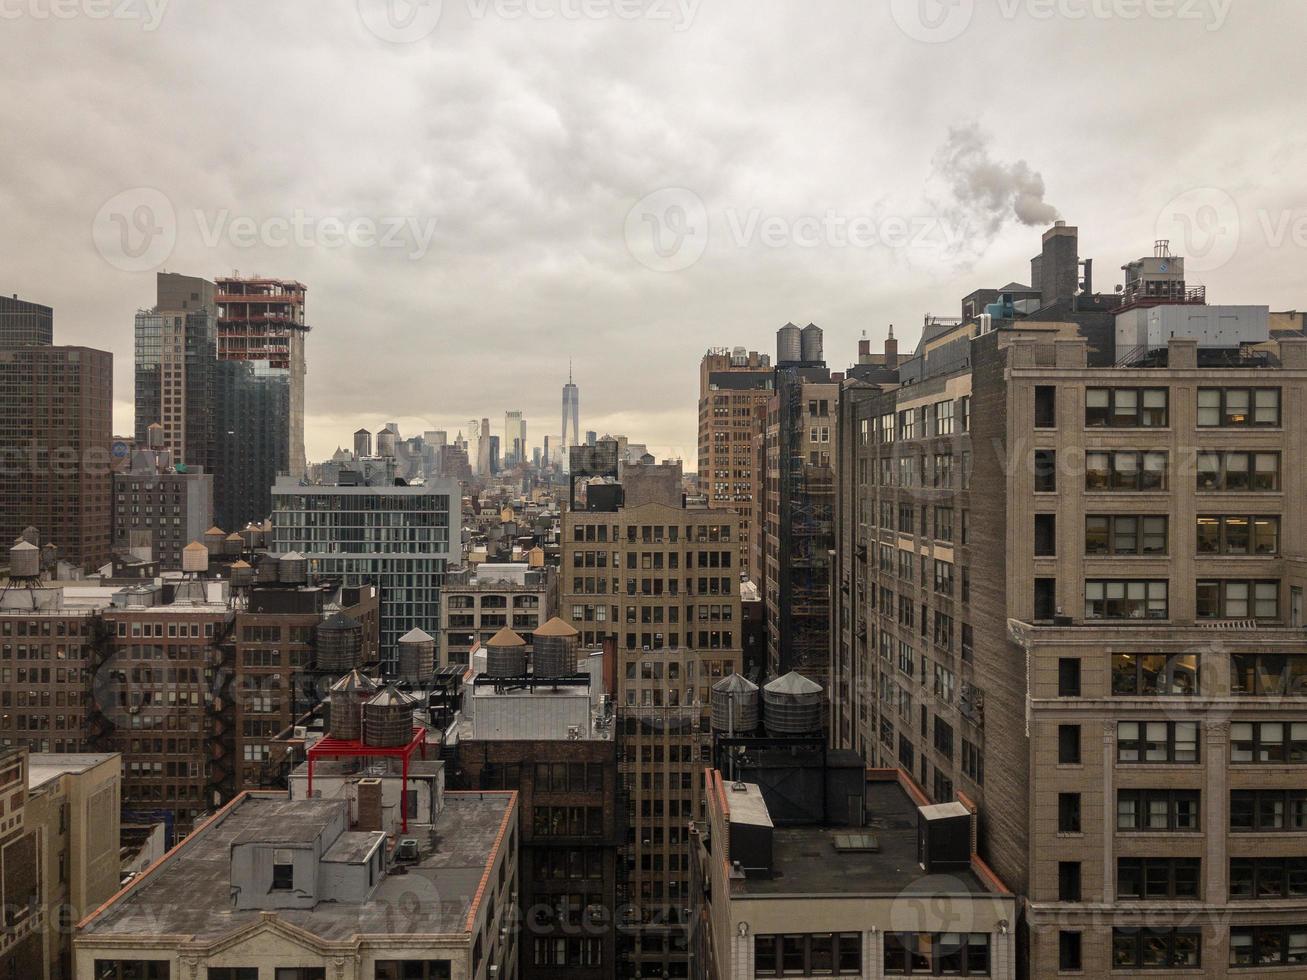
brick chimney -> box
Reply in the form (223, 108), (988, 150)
(884, 325), (898, 370)
(858, 331), (871, 363)
(356, 777), (383, 832)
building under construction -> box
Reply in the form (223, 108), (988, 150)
(214, 275), (309, 478)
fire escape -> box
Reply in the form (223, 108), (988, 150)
(204, 614), (238, 810)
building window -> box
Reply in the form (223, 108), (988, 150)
(1058, 725), (1081, 764)
(1085, 451), (1168, 491)
(1085, 387), (1168, 427)
(1035, 385), (1057, 428)
(1231, 790), (1307, 831)
(1057, 658), (1080, 697)
(1195, 451), (1279, 491)
(1058, 792), (1081, 833)
(1117, 857), (1202, 899)
(1196, 580), (1279, 621)
(1117, 789), (1201, 832)
(1085, 515), (1167, 555)
(1196, 515), (1279, 555)
(1058, 932), (1082, 971)
(1110, 653), (1199, 696)
(1197, 387), (1280, 427)
(1229, 857), (1307, 900)
(1058, 861), (1082, 902)
(1034, 513), (1056, 556)
(1230, 925), (1307, 967)
(271, 856), (294, 890)
(1229, 654), (1307, 696)
(1111, 928), (1201, 969)
(1117, 721), (1199, 763)
(1034, 450), (1056, 492)
(1084, 580), (1167, 620)
(207, 971), (259, 980)
(754, 933), (861, 976)
(95, 965), (170, 980)
(882, 933), (989, 976)
(1230, 721), (1307, 764)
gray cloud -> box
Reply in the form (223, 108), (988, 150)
(2, 1), (1306, 463)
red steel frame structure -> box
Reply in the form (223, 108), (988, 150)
(305, 727), (428, 832)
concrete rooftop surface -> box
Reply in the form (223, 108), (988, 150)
(80, 791), (513, 941)
(737, 781), (989, 896)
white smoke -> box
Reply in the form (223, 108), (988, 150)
(930, 124), (1059, 251)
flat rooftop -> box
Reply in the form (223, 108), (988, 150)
(28, 753), (118, 791)
(735, 780), (988, 896)
(81, 791), (512, 941)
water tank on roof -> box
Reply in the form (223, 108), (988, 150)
(762, 671), (824, 736)
(800, 323), (824, 363)
(376, 429), (397, 459)
(278, 551), (308, 584)
(181, 541), (209, 574)
(203, 526), (225, 555)
(255, 554), (282, 584)
(316, 611), (363, 672)
(397, 628), (435, 684)
(485, 627), (527, 676)
(240, 525), (263, 550)
(777, 323), (801, 364)
(711, 673), (759, 733)
(328, 669), (378, 741)
(229, 560), (253, 588)
(364, 685), (416, 747)
(8, 541), (39, 579)
(223, 532), (243, 556)
(532, 617), (579, 678)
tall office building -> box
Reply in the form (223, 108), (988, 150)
(696, 346), (772, 576)
(213, 358), (290, 530)
(134, 272), (216, 468)
(477, 417), (492, 476)
(0, 297), (113, 568)
(214, 276), (309, 478)
(504, 409), (526, 465)
(561, 362), (579, 468)
(833, 223), (1307, 975)
(560, 458), (743, 980)
(764, 325), (838, 690)
(0, 294), (53, 347)
(272, 470), (460, 672)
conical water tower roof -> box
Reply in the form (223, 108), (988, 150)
(713, 672), (758, 694)
(367, 684), (416, 707)
(487, 627), (526, 647)
(329, 669), (378, 693)
(533, 617), (578, 638)
(319, 611), (360, 631)
(399, 627), (434, 643)
(764, 670), (822, 695)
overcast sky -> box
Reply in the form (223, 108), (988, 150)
(3, 0), (1306, 464)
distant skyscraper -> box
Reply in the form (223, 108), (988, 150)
(0, 333), (113, 569)
(561, 362), (579, 468)
(477, 418), (491, 475)
(585, 430), (596, 446)
(504, 410), (526, 465)
(0, 294), (53, 347)
(135, 273), (216, 467)
(214, 275), (308, 478)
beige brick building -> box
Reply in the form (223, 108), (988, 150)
(560, 457), (742, 979)
(833, 226), (1307, 975)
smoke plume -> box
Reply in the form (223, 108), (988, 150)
(930, 124), (1059, 245)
